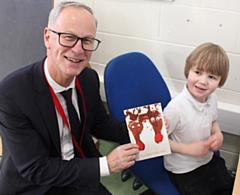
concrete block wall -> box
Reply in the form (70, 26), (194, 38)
(54, 0), (240, 170)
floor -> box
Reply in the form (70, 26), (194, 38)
(99, 139), (151, 195)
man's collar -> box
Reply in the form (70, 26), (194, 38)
(44, 58), (76, 93)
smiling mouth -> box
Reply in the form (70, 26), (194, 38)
(65, 56), (83, 63)
(195, 86), (206, 91)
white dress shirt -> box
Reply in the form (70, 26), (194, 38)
(44, 59), (109, 176)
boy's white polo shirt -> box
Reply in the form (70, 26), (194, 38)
(164, 85), (217, 174)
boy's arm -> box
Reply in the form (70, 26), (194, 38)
(165, 115), (210, 157)
(169, 139), (210, 157)
(169, 121), (223, 156)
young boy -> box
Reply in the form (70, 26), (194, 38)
(164, 43), (233, 195)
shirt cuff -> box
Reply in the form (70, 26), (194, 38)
(99, 156), (110, 177)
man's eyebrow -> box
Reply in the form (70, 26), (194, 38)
(63, 31), (96, 38)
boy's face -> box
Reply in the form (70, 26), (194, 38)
(187, 66), (221, 103)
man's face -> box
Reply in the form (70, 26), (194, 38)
(44, 7), (97, 85)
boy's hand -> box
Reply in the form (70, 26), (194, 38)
(164, 116), (170, 132)
(187, 140), (210, 157)
(209, 121), (223, 151)
(207, 133), (223, 152)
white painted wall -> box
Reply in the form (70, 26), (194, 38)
(54, 0), (240, 170)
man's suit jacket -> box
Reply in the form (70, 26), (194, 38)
(0, 58), (129, 195)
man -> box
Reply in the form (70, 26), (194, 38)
(0, 2), (139, 194)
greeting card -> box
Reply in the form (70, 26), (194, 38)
(124, 103), (171, 161)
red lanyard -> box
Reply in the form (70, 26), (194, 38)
(44, 66), (86, 158)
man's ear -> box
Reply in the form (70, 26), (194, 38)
(43, 28), (50, 49)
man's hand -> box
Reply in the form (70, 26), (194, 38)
(106, 143), (139, 173)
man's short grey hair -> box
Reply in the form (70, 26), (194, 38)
(48, 1), (98, 28)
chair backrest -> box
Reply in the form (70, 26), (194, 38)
(104, 52), (180, 195)
(104, 52), (171, 122)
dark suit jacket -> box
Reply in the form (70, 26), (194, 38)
(0, 58), (129, 195)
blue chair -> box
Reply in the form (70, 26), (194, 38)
(104, 52), (180, 195)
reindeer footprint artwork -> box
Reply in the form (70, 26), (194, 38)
(124, 102), (171, 161)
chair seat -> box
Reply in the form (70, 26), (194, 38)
(130, 157), (180, 195)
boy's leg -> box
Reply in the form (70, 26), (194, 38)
(211, 155), (234, 195)
(168, 169), (212, 195)
(168, 155), (233, 195)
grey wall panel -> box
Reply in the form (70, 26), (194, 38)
(0, 0), (52, 80)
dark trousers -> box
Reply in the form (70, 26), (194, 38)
(44, 183), (111, 195)
(168, 155), (234, 195)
